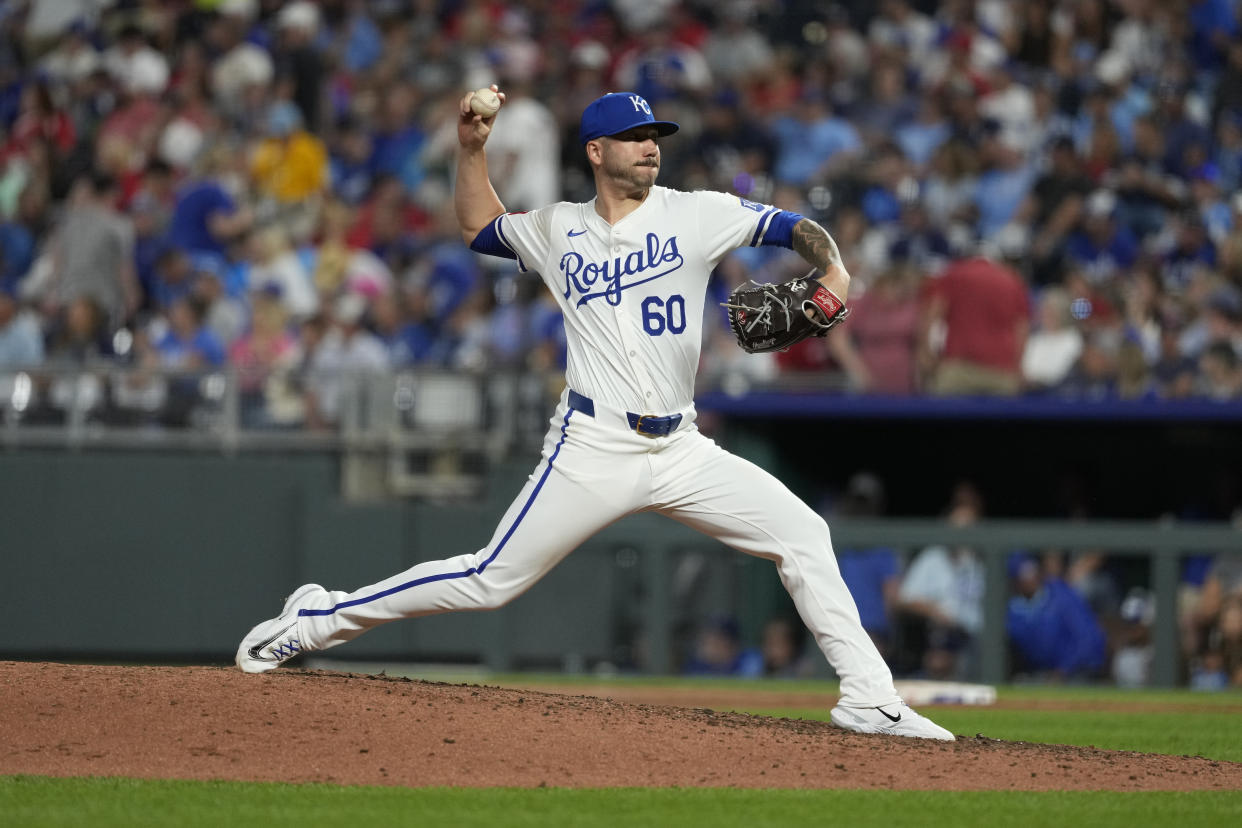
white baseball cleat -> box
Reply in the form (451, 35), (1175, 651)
(235, 583), (327, 673)
(829, 702), (956, 741)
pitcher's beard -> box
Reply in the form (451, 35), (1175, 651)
(605, 158), (659, 191)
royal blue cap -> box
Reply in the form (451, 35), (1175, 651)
(579, 92), (679, 145)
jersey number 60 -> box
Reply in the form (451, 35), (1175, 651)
(641, 294), (687, 336)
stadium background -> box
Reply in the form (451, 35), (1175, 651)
(0, 0), (1240, 691)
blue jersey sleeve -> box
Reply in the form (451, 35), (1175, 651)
(758, 210), (804, 249)
(468, 215), (519, 261)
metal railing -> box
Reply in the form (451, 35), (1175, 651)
(611, 517), (1241, 686)
(1, 365), (558, 496)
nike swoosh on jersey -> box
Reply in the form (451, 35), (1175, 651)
(567, 229), (587, 237)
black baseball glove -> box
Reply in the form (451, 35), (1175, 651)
(722, 275), (849, 354)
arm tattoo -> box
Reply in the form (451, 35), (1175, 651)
(791, 218), (843, 273)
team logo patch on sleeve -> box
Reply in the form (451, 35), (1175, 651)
(738, 197), (766, 213)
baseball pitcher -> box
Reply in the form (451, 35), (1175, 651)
(236, 88), (954, 741)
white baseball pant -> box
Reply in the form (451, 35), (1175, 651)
(296, 389), (901, 707)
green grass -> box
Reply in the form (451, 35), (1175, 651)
(3, 777), (1241, 828)
(750, 707), (1242, 763)
(8, 678), (1242, 826)
(478, 673), (1242, 761)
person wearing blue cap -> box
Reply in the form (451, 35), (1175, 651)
(235, 85), (954, 742)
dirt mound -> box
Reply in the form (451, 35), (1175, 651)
(2, 661), (1239, 791)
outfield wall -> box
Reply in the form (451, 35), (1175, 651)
(1, 450), (1237, 686)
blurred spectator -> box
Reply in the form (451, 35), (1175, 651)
(1187, 551), (1242, 688)
(920, 138), (979, 242)
(689, 90), (777, 193)
(893, 94), (950, 172)
(149, 294), (227, 371)
(1063, 190), (1139, 287)
(166, 145), (254, 264)
(896, 481), (985, 680)
(829, 266), (921, 394)
(868, 0), (938, 71)
(246, 225), (318, 320)
(148, 247), (197, 313)
(0, 183), (45, 295)
(1058, 326), (1123, 400)
(1113, 587), (1155, 688)
(0, 287), (43, 367)
(830, 472), (902, 656)
(1018, 139), (1088, 281)
(701, 5), (774, 85)
(481, 81), (560, 213)
(3, 79), (75, 165)
(1179, 282), (1242, 361)
(249, 100), (329, 239)
(771, 93), (863, 187)
(1114, 116), (1182, 241)
(978, 62), (1036, 154)
(918, 253), (1030, 395)
(1153, 314), (1200, 398)
(612, 23), (712, 105)
(208, 7), (274, 125)
(1157, 211), (1217, 293)
(1116, 333), (1159, 400)
(759, 616), (815, 679)
(1197, 340), (1242, 400)
(367, 82), (426, 196)
(347, 175), (426, 272)
(682, 613), (763, 678)
(858, 142), (911, 228)
(886, 200), (952, 276)
(33, 173), (139, 332)
(327, 118), (375, 207)
(1006, 553), (1108, 681)
(97, 29), (169, 184)
(973, 127), (1036, 240)
(303, 292), (388, 429)
(854, 61), (917, 148)
(371, 288), (434, 367)
(29, 296), (114, 424)
(272, 1), (325, 131)
(193, 266), (247, 348)
(229, 286), (303, 428)
(1022, 286), (1083, 391)
(38, 21), (101, 87)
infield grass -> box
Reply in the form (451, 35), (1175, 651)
(482, 673), (1242, 762)
(4, 777), (1242, 828)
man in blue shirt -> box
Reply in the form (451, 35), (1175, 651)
(1007, 554), (1107, 679)
(166, 148), (253, 264)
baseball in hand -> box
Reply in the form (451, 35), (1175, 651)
(470, 87), (501, 118)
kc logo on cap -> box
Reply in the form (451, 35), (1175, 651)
(580, 92), (680, 145)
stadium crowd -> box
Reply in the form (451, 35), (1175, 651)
(2, 0), (1242, 427)
(0, 0), (1238, 687)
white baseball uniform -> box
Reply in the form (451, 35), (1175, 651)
(295, 186), (902, 707)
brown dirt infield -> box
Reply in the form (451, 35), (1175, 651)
(3, 661), (1240, 791)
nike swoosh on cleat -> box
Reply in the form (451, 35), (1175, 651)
(877, 707), (902, 723)
(248, 622), (295, 660)
(567, 229), (587, 237)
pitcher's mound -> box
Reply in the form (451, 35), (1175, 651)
(2, 662), (1238, 790)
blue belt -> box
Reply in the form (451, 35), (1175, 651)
(568, 390), (683, 437)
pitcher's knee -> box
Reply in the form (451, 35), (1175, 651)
(471, 571), (531, 610)
(792, 511), (832, 547)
